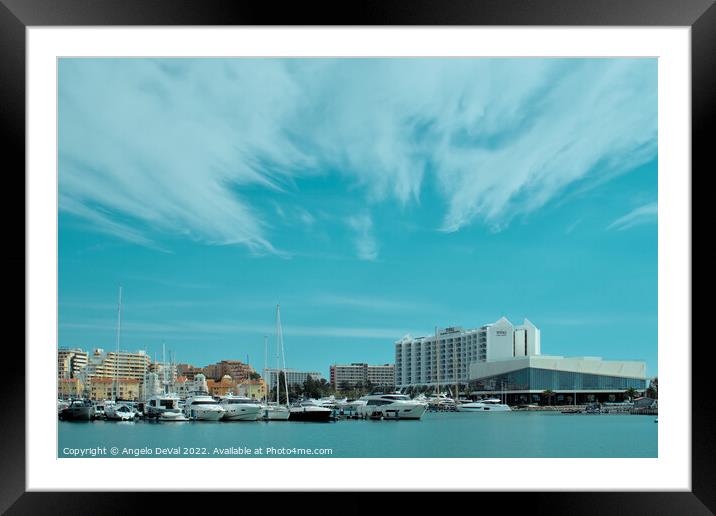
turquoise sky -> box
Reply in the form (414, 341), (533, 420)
(58, 58), (658, 378)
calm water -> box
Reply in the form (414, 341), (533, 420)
(59, 411), (657, 458)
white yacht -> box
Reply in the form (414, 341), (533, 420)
(220, 394), (263, 421)
(289, 399), (333, 422)
(105, 402), (137, 421)
(358, 393), (428, 420)
(184, 393), (225, 421)
(315, 396), (347, 409)
(263, 403), (291, 421)
(427, 392), (456, 408)
(146, 394), (187, 421)
(456, 397), (512, 412)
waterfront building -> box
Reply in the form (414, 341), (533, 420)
(468, 355), (647, 405)
(148, 361), (177, 383)
(329, 363), (396, 390)
(88, 377), (141, 401)
(207, 375), (237, 397)
(395, 317), (540, 389)
(172, 376), (191, 397)
(203, 360), (255, 382)
(265, 368), (323, 390)
(236, 379), (267, 400)
(176, 363), (204, 380)
(58, 378), (84, 399)
(57, 348), (88, 380)
(81, 348), (150, 382)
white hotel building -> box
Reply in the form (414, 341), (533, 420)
(395, 317), (539, 388)
(395, 317), (647, 403)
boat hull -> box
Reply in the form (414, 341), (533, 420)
(359, 403), (427, 420)
(187, 408), (225, 421)
(221, 405), (263, 421)
(264, 407), (291, 420)
(289, 408), (332, 422)
(59, 406), (93, 421)
(457, 404), (511, 412)
(158, 411), (188, 422)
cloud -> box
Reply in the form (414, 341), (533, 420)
(59, 318), (403, 340)
(608, 202), (658, 231)
(346, 214), (378, 260)
(59, 58), (657, 251)
(565, 218), (582, 235)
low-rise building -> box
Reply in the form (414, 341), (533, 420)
(236, 379), (267, 400)
(58, 378), (84, 399)
(330, 363), (395, 390)
(468, 355), (647, 405)
(88, 377), (141, 401)
(207, 375), (237, 397)
(265, 369), (323, 390)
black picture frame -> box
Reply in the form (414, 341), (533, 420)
(3, 0), (711, 512)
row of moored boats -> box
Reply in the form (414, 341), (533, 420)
(59, 391), (510, 422)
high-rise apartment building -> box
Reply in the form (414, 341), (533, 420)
(394, 317), (540, 388)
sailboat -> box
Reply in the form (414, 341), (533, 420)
(263, 305), (290, 421)
(145, 344), (187, 421)
(104, 286), (137, 421)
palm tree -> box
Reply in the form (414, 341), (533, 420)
(542, 389), (556, 406)
(624, 387), (639, 402)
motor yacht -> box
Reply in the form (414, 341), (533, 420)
(456, 397), (512, 412)
(220, 394), (263, 421)
(314, 396), (347, 410)
(105, 402), (137, 421)
(357, 393), (428, 420)
(59, 399), (94, 420)
(183, 393), (225, 421)
(58, 399), (70, 414)
(92, 401), (108, 419)
(145, 394), (187, 421)
(289, 399), (333, 422)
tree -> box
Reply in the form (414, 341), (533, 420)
(624, 387), (639, 402)
(542, 390), (556, 406)
(338, 380), (351, 393)
(646, 377), (658, 399)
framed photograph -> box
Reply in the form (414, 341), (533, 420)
(6, 0), (711, 511)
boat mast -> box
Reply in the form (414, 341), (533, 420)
(113, 286), (123, 401)
(275, 305), (280, 406)
(263, 335), (268, 404)
(435, 326), (440, 397)
(453, 330), (458, 401)
(162, 342), (167, 395)
(277, 304), (289, 406)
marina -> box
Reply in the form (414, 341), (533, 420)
(57, 295), (658, 457)
(58, 410), (658, 458)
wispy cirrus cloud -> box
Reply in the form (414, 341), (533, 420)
(59, 318), (403, 340)
(607, 202), (658, 231)
(59, 58), (657, 252)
